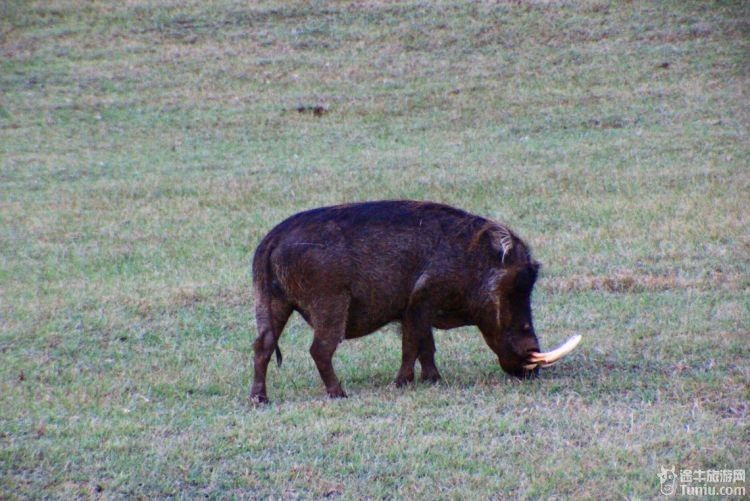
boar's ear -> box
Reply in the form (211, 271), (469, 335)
(488, 226), (514, 264)
(470, 223), (516, 263)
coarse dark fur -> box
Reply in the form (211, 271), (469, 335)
(250, 200), (541, 403)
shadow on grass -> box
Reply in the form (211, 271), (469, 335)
(253, 351), (738, 407)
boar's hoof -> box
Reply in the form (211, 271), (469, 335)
(394, 373), (415, 387)
(249, 393), (270, 405)
(327, 387), (348, 399)
(420, 368), (441, 383)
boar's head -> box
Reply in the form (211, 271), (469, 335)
(473, 224), (581, 377)
(480, 261), (542, 378)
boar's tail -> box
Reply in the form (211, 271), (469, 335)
(274, 345), (282, 367)
(267, 249), (283, 367)
(253, 239), (283, 367)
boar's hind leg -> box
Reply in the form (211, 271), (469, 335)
(309, 294), (350, 399)
(396, 306), (439, 386)
(250, 299), (293, 404)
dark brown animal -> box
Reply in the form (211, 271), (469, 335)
(250, 200), (545, 403)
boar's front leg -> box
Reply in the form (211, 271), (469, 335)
(396, 305), (439, 386)
(418, 334), (441, 383)
(309, 294), (349, 399)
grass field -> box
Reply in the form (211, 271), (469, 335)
(1, 0), (749, 497)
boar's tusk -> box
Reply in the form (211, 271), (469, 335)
(527, 335), (582, 365)
(524, 360), (561, 371)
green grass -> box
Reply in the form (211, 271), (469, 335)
(2, 0), (749, 497)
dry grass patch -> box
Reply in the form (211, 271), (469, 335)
(543, 271), (747, 293)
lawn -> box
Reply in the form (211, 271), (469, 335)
(1, 0), (748, 497)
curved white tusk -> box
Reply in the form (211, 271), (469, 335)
(528, 335), (582, 365)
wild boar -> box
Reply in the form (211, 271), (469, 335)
(250, 200), (579, 403)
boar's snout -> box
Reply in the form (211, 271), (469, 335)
(514, 334), (541, 359)
(498, 333), (541, 379)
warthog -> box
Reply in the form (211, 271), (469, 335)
(250, 201), (580, 403)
